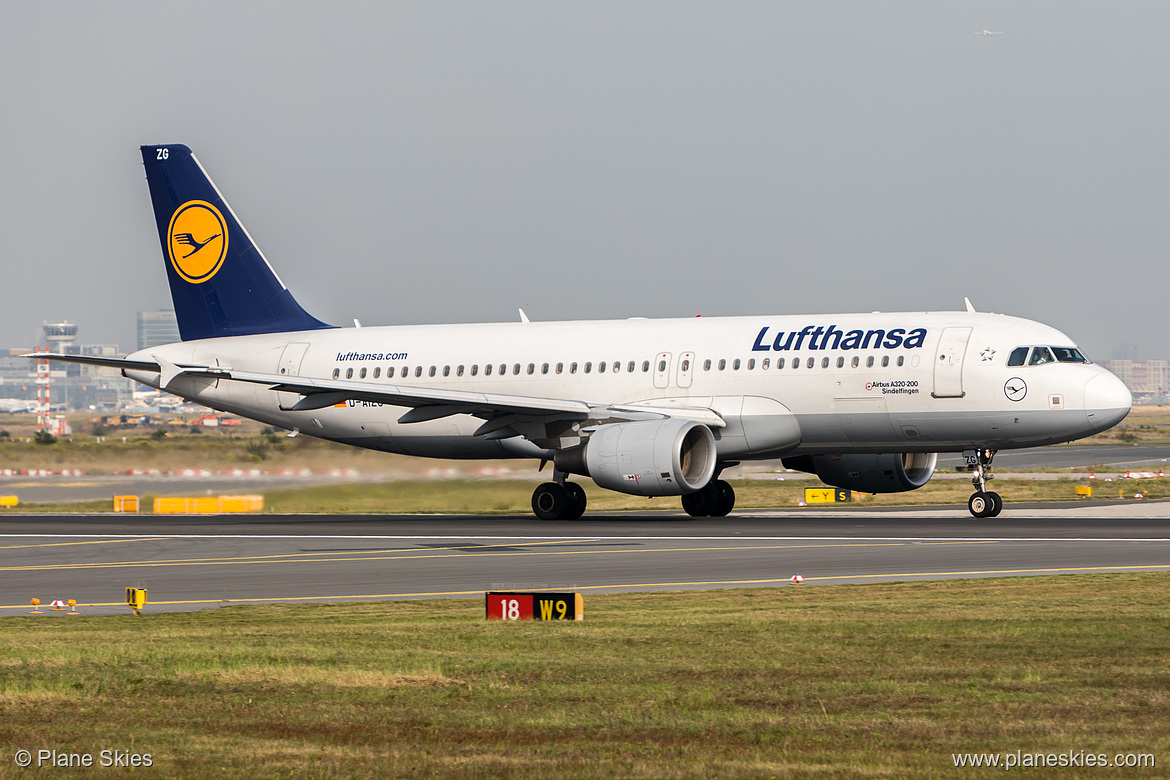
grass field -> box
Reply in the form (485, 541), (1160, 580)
(3, 476), (1166, 515)
(0, 575), (1166, 778)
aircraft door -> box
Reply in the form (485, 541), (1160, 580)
(932, 327), (972, 398)
(653, 352), (671, 390)
(276, 342), (310, 409)
(677, 352), (694, 388)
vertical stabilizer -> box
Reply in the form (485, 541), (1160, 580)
(140, 144), (333, 341)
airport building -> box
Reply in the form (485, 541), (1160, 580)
(0, 322), (134, 410)
(1104, 360), (1169, 403)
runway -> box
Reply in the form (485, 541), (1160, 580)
(2, 501), (1169, 616)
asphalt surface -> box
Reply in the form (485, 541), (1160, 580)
(3, 501), (1168, 616)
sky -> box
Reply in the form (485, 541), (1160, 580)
(2, 2), (1167, 359)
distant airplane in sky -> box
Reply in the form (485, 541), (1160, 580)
(974, 30), (1004, 36)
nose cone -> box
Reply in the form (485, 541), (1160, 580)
(1085, 371), (1132, 431)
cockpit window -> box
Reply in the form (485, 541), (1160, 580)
(1028, 347), (1055, 366)
(1007, 347), (1029, 367)
(1052, 347), (1088, 363)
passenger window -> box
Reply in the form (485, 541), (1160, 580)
(733, 359), (741, 370)
(570, 362), (577, 374)
(881, 356), (889, 368)
(1007, 347), (1029, 367)
(541, 363), (549, 375)
(658, 360), (667, 372)
(485, 364), (493, 376)
(388, 366), (396, 379)
(442, 366), (450, 377)
(471, 365), (478, 376)
(429, 366), (437, 377)
(806, 357), (815, 369)
(703, 359), (712, 371)
(613, 361), (620, 373)
(866, 356), (874, 368)
(681, 359), (690, 372)
(415, 367), (423, 378)
(851, 357), (858, 368)
(836, 357), (844, 368)
(718, 359), (726, 371)
(599, 362), (607, 373)
(526, 363), (534, 375)
(332, 368), (340, 379)
(360, 367), (367, 379)
(346, 368), (353, 379)
(642, 361), (650, 372)
(513, 364), (521, 375)
(499, 364), (506, 376)
(585, 362), (592, 373)
(556, 363), (563, 374)
(627, 361), (635, 373)
(457, 365), (464, 376)
(821, 357), (829, 368)
(747, 359), (755, 370)
(896, 356), (904, 367)
(1029, 347), (1055, 366)
(373, 367), (381, 379)
(777, 357), (785, 369)
(762, 358), (770, 370)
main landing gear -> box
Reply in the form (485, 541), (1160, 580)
(682, 479), (736, 518)
(530, 472), (738, 520)
(967, 448), (1003, 518)
(532, 474), (587, 521)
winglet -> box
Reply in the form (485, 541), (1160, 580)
(518, 308), (531, 324)
(964, 297), (976, 314)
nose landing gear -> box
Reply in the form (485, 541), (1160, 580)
(967, 448), (1002, 518)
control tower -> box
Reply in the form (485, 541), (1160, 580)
(42, 321), (79, 353)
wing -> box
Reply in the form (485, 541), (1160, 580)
(25, 353), (725, 447)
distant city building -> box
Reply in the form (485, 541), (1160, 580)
(137, 309), (180, 351)
(1104, 360), (1168, 403)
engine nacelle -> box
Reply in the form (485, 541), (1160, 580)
(555, 419), (717, 497)
(782, 452), (938, 493)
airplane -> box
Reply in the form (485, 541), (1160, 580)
(974, 30), (1005, 36)
(0, 399), (36, 414)
(30, 144), (1131, 520)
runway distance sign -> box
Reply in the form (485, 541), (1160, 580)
(486, 592), (583, 621)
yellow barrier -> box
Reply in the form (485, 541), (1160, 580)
(113, 495), (139, 513)
(1075, 485), (1092, 499)
(153, 495), (264, 514)
(0, 496), (17, 508)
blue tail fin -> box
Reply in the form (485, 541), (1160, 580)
(140, 144), (334, 341)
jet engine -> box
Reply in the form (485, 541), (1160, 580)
(782, 452), (938, 493)
(554, 418), (717, 497)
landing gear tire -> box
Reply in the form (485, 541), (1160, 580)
(710, 480), (736, 517)
(986, 491), (1003, 518)
(968, 491), (997, 519)
(563, 482), (587, 520)
(682, 480), (736, 518)
(532, 481), (588, 520)
(532, 482), (570, 521)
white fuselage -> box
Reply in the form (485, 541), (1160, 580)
(126, 310), (1131, 462)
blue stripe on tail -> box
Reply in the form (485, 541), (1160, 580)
(140, 144), (334, 341)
